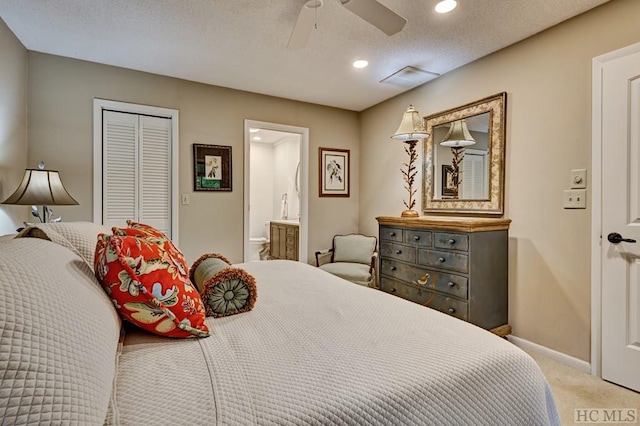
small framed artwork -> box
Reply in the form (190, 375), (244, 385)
(193, 144), (232, 191)
(319, 147), (350, 197)
(441, 164), (456, 197)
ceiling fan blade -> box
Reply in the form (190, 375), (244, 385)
(288, 0), (323, 50)
(339, 0), (406, 36)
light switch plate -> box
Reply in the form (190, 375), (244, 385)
(564, 189), (586, 209)
(570, 169), (587, 189)
(181, 193), (190, 205)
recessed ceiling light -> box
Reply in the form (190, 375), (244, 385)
(249, 128), (259, 133)
(435, 0), (457, 14)
(252, 136), (262, 141)
(353, 60), (369, 69)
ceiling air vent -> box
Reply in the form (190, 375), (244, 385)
(380, 66), (439, 88)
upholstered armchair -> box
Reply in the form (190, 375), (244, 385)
(315, 234), (378, 287)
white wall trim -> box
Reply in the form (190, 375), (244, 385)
(93, 99), (180, 243)
(591, 40), (640, 378)
(508, 335), (591, 374)
(243, 119), (309, 263)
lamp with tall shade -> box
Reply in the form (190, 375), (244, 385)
(440, 119), (476, 199)
(1, 161), (78, 223)
(391, 105), (429, 218)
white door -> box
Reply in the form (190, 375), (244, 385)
(94, 99), (179, 242)
(600, 46), (640, 392)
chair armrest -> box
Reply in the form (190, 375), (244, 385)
(369, 252), (378, 273)
(315, 248), (333, 267)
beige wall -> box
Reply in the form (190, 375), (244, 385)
(0, 17), (28, 234)
(27, 53), (360, 263)
(360, 0), (640, 361)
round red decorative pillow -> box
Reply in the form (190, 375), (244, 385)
(95, 234), (210, 338)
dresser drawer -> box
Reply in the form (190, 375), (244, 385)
(403, 229), (432, 246)
(380, 242), (416, 263)
(380, 226), (403, 243)
(380, 259), (467, 299)
(380, 258), (423, 282)
(418, 249), (469, 273)
(430, 271), (468, 299)
(434, 232), (469, 252)
(380, 278), (468, 321)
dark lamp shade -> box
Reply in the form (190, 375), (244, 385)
(440, 119), (476, 147)
(1, 169), (78, 206)
(391, 105), (429, 141)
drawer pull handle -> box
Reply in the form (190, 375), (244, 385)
(413, 274), (430, 286)
(390, 288), (397, 293)
(447, 281), (455, 287)
(448, 239), (456, 244)
(414, 235), (420, 241)
(390, 266), (397, 271)
(448, 308), (456, 314)
(390, 232), (396, 237)
(438, 257), (446, 263)
(395, 250), (402, 255)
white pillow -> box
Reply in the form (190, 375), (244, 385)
(0, 237), (120, 424)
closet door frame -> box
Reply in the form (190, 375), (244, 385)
(93, 99), (179, 242)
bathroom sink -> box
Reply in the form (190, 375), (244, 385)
(270, 219), (300, 225)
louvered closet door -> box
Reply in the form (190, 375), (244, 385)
(103, 111), (172, 237)
(462, 153), (485, 199)
(139, 115), (171, 236)
(103, 111), (138, 231)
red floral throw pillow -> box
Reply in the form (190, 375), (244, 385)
(94, 234), (210, 338)
(112, 220), (188, 272)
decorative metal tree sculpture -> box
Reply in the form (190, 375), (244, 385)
(449, 147), (465, 199)
(401, 140), (419, 213)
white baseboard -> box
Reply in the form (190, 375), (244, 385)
(507, 335), (591, 374)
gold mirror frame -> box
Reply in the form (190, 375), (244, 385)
(422, 92), (507, 215)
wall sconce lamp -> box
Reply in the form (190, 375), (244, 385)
(440, 119), (475, 199)
(391, 105), (429, 218)
(1, 161), (78, 223)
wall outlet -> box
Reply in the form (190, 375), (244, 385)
(570, 169), (587, 189)
(563, 189), (586, 209)
(181, 193), (190, 205)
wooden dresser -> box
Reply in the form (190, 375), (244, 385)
(269, 221), (299, 261)
(376, 216), (511, 336)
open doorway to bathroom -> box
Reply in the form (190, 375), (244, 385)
(243, 120), (309, 263)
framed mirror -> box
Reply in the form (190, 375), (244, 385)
(422, 92), (507, 215)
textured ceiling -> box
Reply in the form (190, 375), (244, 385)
(0, 0), (610, 111)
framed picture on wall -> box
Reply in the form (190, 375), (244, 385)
(193, 144), (232, 191)
(319, 147), (350, 197)
(441, 164), (455, 197)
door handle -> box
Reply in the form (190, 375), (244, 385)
(607, 232), (637, 244)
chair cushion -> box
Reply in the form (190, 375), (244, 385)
(333, 234), (376, 265)
(319, 262), (373, 286)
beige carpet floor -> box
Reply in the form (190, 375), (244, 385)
(526, 350), (640, 425)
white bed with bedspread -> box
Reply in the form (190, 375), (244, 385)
(0, 223), (559, 425)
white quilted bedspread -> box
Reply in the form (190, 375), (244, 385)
(110, 260), (560, 426)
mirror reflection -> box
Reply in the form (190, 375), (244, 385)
(422, 92), (506, 216)
(433, 112), (490, 200)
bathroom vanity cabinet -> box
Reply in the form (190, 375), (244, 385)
(270, 221), (299, 261)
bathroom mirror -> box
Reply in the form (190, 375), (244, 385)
(422, 92), (506, 215)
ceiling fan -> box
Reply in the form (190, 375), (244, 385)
(288, 0), (407, 49)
